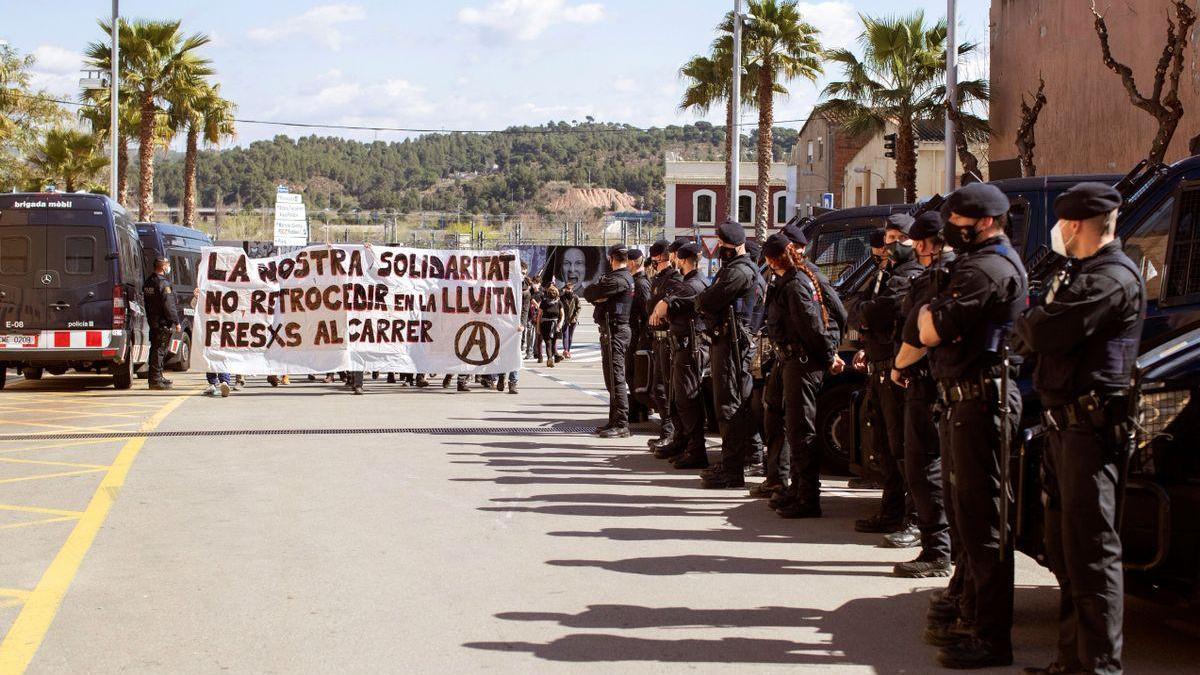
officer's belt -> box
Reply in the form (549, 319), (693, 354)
(775, 342), (808, 362)
(1042, 391), (1126, 431)
(865, 359), (893, 374)
(936, 378), (988, 403)
(652, 329), (670, 341)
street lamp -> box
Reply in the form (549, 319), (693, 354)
(728, 0), (743, 222)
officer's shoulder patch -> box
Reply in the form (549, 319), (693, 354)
(164, 287), (172, 294)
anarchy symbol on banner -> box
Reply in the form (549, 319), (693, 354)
(455, 321), (501, 366)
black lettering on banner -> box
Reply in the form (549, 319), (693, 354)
(227, 255), (250, 283)
(249, 324), (266, 347)
(204, 290), (225, 313)
(309, 249), (328, 275)
(348, 250), (363, 276)
(286, 322), (302, 347)
(250, 290), (267, 314)
(331, 249), (347, 276)
(378, 251), (393, 277)
(314, 320), (343, 345)
(279, 258), (295, 280)
(455, 321), (500, 366)
(204, 320), (220, 346)
(221, 291), (239, 313)
(206, 252), (226, 281)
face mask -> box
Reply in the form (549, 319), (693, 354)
(886, 242), (914, 264)
(717, 246), (737, 263)
(1050, 221), (1077, 258)
(943, 222), (978, 251)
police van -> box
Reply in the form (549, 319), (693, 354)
(0, 193), (149, 389)
(137, 222), (212, 372)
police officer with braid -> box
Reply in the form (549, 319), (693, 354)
(651, 241), (710, 467)
(918, 182), (1026, 669)
(583, 244), (635, 438)
(647, 239), (685, 453)
(1014, 183), (1143, 675)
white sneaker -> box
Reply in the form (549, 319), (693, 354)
(203, 385), (217, 396)
(219, 382), (231, 397)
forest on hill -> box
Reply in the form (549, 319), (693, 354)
(151, 122), (799, 216)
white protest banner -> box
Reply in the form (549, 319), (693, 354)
(273, 192), (308, 247)
(195, 245), (522, 375)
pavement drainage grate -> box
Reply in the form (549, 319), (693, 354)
(0, 424), (597, 442)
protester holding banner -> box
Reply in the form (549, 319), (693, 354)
(538, 286), (564, 367)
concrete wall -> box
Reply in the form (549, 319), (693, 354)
(990, 0), (1200, 174)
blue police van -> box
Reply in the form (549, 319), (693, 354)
(0, 193), (149, 389)
(136, 222), (212, 372)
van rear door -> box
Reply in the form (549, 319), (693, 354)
(0, 208), (47, 342)
(42, 210), (113, 331)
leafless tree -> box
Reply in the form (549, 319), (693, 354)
(1091, 0), (1196, 166)
(1015, 76), (1047, 177)
(944, 100), (983, 184)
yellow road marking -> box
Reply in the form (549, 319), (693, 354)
(0, 438), (123, 456)
(0, 469), (108, 485)
(0, 517), (77, 532)
(0, 419), (136, 433)
(0, 505), (84, 518)
(0, 590), (30, 601)
(0, 408), (144, 420)
(0, 458), (110, 470)
(0, 392), (190, 673)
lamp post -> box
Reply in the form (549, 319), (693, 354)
(945, 0), (957, 194)
(728, 0), (743, 222)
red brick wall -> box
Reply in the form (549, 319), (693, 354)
(673, 182), (783, 230)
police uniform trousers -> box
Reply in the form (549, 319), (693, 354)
(601, 322), (632, 428)
(944, 380), (1021, 651)
(651, 337), (676, 442)
(782, 358), (824, 503)
(870, 365), (909, 522)
(939, 409), (976, 621)
(671, 336), (708, 459)
(904, 376), (951, 560)
(1043, 426), (1123, 674)
(625, 328), (648, 421)
(710, 328), (755, 475)
(761, 362), (790, 486)
(147, 324), (172, 383)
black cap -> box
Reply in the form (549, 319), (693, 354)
(716, 220), (746, 246)
(627, 248), (643, 261)
(607, 244), (628, 258)
(649, 239), (670, 257)
(909, 211), (944, 240)
(744, 238), (761, 261)
(869, 229), (886, 248)
(1054, 182), (1122, 220)
(676, 242), (701, 260)
(782, 223), (808, 246)
(667, 239), (686, 253)
(947, 182), (1010, 219)
(762, 233), (791, 259)
(885, 213), (915, 235)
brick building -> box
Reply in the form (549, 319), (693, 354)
(664, 160), (788, 246)
(790, 112), (869, 215)
(990, 0), (1200, 175)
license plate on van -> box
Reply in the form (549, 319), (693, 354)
(0, 334), (38, 348)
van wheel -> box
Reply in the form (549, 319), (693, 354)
(46, 366), (68, 376)
(171, 334), (192, 372)
(0, 367), (6, 389)
(111, 351), (133, 390)
(816, 382), (855, 476)
(23, 367), (43, 381)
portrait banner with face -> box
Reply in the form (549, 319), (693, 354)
(543, 245), (608, 291)
(195, 245), (522, 375)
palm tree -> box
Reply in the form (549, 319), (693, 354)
(815, 12), (988, 202)
(169, 82), (236, 228)
(27, 128), (109, 192)
(726, 0), (823, 240)
(79, 88), (142, 205)
(86, 19), (212, 220)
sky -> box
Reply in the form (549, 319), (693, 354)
(2, 0), (991, 147)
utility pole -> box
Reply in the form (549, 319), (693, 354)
(728, 0), (743, 222)
(945, 0), (957, 194)
(110, 0), (119, 200)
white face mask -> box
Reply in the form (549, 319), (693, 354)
(1050, 220), (1077, 258)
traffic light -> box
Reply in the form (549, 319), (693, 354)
(884, 133), (897, 159)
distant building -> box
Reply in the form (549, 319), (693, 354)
(990, 0), (1200, 175)
(664, 159), (789, 246)
(789, 112), (869, 215)
(838, 121), (982, 207)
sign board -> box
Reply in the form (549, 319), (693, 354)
(196, 245), (522, 375)
(821, 192), (834, 209)
(273, 191), (308, 247)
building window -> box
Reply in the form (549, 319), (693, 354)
(807, 141), (814, 164)
(737, 191), (755, 225)
(855, 186), (863, 208)
(692, 189), (717, 226)
(64, 236), (95, 275)
(774, 192), (788, 225)
(818, 136), (824, 161)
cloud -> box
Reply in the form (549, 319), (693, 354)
(27, 45), (83, 95)
(457, 0), (605, 43)
(247, 4), (366, 51)
(265, 77), (437, 128)
(797, 1), (860, 52)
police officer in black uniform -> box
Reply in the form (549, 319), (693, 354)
(647, 240), (685, 453)
(584, 244), (635, 438)
(144, 257), (182, 390)
(626, 248), (652, 423)
(1014, 183), (1143, 675)
(917, 182), (1027, 669)
(784, 223), (848, 338)
(679, 221), (763, 488)
(651, 242), (710, 467)
(855, 214), (924, 535)
(892, 211), (956, 578)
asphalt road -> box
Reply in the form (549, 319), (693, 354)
(0, 318), (1198, 673)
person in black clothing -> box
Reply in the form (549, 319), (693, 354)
(854, 214), (924, 536)
(646, 240), (684, 452)
(143, 257), (182, 390)
(1014, 183), (1144, 675)
(560, 282), (580, 358)
(530, 282), (545, 362)
(651, 241), (709, 467)
(538, 285), (564, 367)
(783, 223), (848, 342)
(583, 244), (635, 438)
(918, 182), (1027, 669)
(626, 248), (652, 423)
(892, 211), (956, 579)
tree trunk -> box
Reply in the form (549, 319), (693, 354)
(895, 118), (918, 203)
(725, 93), (734, 217)
(137, 93), (157, 221)
(1148, 113), (1179, 166)
(117, 137), (128, 205)
(945, 101), (982, 184)
(754, 61), (773, 242)
(184, 126), (198, 229)
(1190, 133), (1200, 156)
